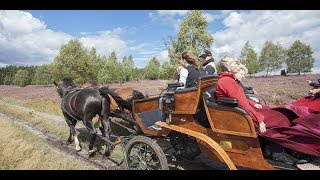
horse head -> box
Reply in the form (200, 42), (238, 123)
(53, 77), (76, 98)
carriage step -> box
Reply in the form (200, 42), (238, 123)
(147, 124), (162, 131)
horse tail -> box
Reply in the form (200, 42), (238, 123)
(98, 87), (133, 111)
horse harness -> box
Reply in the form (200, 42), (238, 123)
(61, 86), (82, 121)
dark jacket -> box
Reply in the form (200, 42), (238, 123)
(201, 58), (216, 75)
(185, 65), (200, 88)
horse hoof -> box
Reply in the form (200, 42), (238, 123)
(88, 149), (96, 157)
(76, 146), (82, 151)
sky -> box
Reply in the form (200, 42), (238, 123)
(0, 10), (320, 74)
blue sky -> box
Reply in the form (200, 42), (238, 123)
(0, 10), (320, 74)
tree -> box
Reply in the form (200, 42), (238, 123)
(259, 41), (287, 76)
(32, 64), (55, 85)
(159, 61), (176, 80)
(144, 57), (160, 80)
(52, 39), (96, 84)
(239, 41), (259, 76)
(97, 51), (122, 83)
(13, 69), (30, 87)
(120, 55), (135, 82)
(165, 10), (213, 65)
(286, 40), (315, 75)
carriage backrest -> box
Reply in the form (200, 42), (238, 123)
(169, 74), (218, 114)
(202, 88), (257, 137)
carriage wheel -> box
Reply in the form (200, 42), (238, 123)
(169, 132), (201, 160)
(124, 136), (169, 170)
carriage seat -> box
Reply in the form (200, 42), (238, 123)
(203, 88), (248, 116)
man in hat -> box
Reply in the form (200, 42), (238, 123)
(199, 50), (217, 75)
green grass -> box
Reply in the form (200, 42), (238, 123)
(0, 98), (126, 162)
(0, 97), (62, 116)
(0, 101), (68, 140)
(0, 117), (96, 170)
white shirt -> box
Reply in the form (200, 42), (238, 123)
(178, 67), (188, 89)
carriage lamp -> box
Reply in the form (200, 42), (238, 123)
(162, 92), (175, 124)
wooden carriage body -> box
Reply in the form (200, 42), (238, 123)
(130, 75), (276, 170)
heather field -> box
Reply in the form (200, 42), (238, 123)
(0, 73), (319, 170)
(0, 74), (318, 106)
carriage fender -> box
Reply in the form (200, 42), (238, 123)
(156, 121), (237, 170)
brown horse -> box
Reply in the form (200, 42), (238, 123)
(81, 82), (146, 116)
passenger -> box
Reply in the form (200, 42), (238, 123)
(178, 51), (201, 89)
(290, 78), (320, 112)
(175, 65), (184, 82)
(233, 63), (251, 92)
(215, 56), (320, 163)
(199, 50), (217, 75)
(307, 79), (320, 96)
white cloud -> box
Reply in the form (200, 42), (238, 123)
(159, 50), (169, 62)
(0, 11), (130, 66)
(204, 13), (216, 23)
(212, 10), (320, 73)
(157, 10), (189, 17)
(79, 28), (127, 58)
(0, 10), (72, 65)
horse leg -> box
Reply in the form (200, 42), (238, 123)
(64, 115), (81, 150)
(100, 116), (113, 156)
(83, 116), (97, 154)
(71, 122), (81, 151)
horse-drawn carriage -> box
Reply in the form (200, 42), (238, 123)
(116, 74), (274, 170)
(55, 75), (319, 170)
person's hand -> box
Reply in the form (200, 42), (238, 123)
(254, 104), (262, 109)
(259, 122), (267, 133)
(309, 89), (320, 96)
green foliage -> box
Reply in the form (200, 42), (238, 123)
(13, 69), (30, 87)
(97, 51), (123, 83)
(239, 41), (259, 75)
(32, 64), (55, 85)
(159, 61), (177, 80)
(259, 41), (287, 76)
(131, 68), (145, 81)
(120, 55), (135, 81)
(144, 57), (160, 80)
(286, 40), (315, 75)
(165, 10), (213, 65)
(0, 65), (36, 85)
(51, 39), (96, 84)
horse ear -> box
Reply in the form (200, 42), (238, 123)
(53, 81), (58, 86)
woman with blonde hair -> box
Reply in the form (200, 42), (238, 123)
(215, 56), (320, 164)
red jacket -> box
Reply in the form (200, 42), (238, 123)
(215, 72), (264, 124)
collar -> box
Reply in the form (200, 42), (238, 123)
(218, 72), (236, 80)
(202, 58), (214, 66)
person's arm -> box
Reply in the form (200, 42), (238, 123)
(177, 68), (188, 89)
(307, 80), (317, 87)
